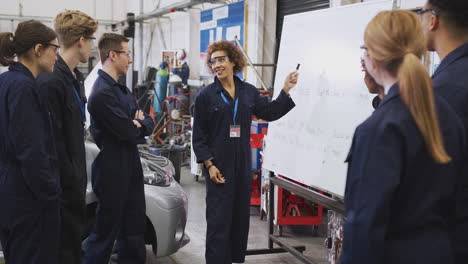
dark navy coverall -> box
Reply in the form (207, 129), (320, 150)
(82, 70), (154, 264)
(0, 62), (60, 264)
(192, 76), (295, 264)
(432, 43), (468, 263)
(340, 84), (465, 264)
(37, 55), (88, 264)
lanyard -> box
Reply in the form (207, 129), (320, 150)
(220, 92), (238, 124)
(70, 83), (86, 124)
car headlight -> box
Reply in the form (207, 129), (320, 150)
(140, 156), (175, 187)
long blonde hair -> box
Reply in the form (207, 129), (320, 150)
(364, 10), (451, 164)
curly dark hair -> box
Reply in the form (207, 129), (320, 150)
(429, 0), (468, 30)
(205, 40), (247, 74)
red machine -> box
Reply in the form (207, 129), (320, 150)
(275, 176), (324, 236)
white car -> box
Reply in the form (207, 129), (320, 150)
(0, 143), (189, 260)
(84, 141), (190, 257)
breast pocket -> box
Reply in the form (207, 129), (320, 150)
(240, 102), (255, 119)
(207, 103), (227, 122)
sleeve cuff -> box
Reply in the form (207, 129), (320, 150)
(196, 154), (213, 164)
(279, 89), (295, 108)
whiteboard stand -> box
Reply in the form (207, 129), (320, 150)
(245, 173), (344, 263)
(245, 171), (307, 261)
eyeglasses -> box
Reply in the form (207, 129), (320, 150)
(44, 43), (61, 54)
(108, 50), (132, 59)
(83, 36), (96, 45)
(208, 56), (228, 66)
(416, 8), (437, 17)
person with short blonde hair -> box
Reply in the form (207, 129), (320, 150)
(54, 10), (98, 48)
(339, 10), (465, 264)
(37, 9), (97, 264)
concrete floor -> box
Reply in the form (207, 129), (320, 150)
(0, 166), (329, 264)
(146, 167), (329, 264)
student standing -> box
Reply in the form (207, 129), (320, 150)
(340, 10), (465, 264)
(37, 10), (98, 264)
(0, 20), (60, 264)
(192, 40), (298, 264)
(419, 0), (468, 260)
(82, 33), (154, 264)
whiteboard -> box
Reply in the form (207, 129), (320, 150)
(262, 1), (393, 198)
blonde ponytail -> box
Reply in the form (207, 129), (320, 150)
(399, 53), (451, 163)
(365, 10), (451, 164)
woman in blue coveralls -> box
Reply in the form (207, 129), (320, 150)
(193, 40), (299, 264)
(0, 21), (60, 263)
(340, 10), (465, 264)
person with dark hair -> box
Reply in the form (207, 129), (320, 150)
(0, 20), (60, 264)
(340, 10), (465, 264)
(419, 0), (468, 261)
(82, 33), (154, 264)
(36, 10), (98, 264)
(361, 58), (384, 109)
(192, 40), (298, 264)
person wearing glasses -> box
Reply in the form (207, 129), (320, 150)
(82, 33), (154, 264)
(418, 1), (468, 261)
(35, 10), (98, 264)
(339, 10), (465, 264)
(193, 40), (298, 264)
(0, 20), (61, 264)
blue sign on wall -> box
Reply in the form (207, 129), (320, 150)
(200, 1), (245, 77)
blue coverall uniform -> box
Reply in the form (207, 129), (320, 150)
(340, 84), (465, 264)
(432, 43), (468, 263)
(82, 70), (154, 264)
(0, 62), (60, 264)
(193, 76), (295, 264)
(37, 55), (88, 264)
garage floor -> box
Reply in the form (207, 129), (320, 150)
(147, 167), (329, 264)
(0, 167), (329, 264)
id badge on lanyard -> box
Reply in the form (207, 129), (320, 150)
(220, 92), (241, 138)
(230, 125), (240, 138)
